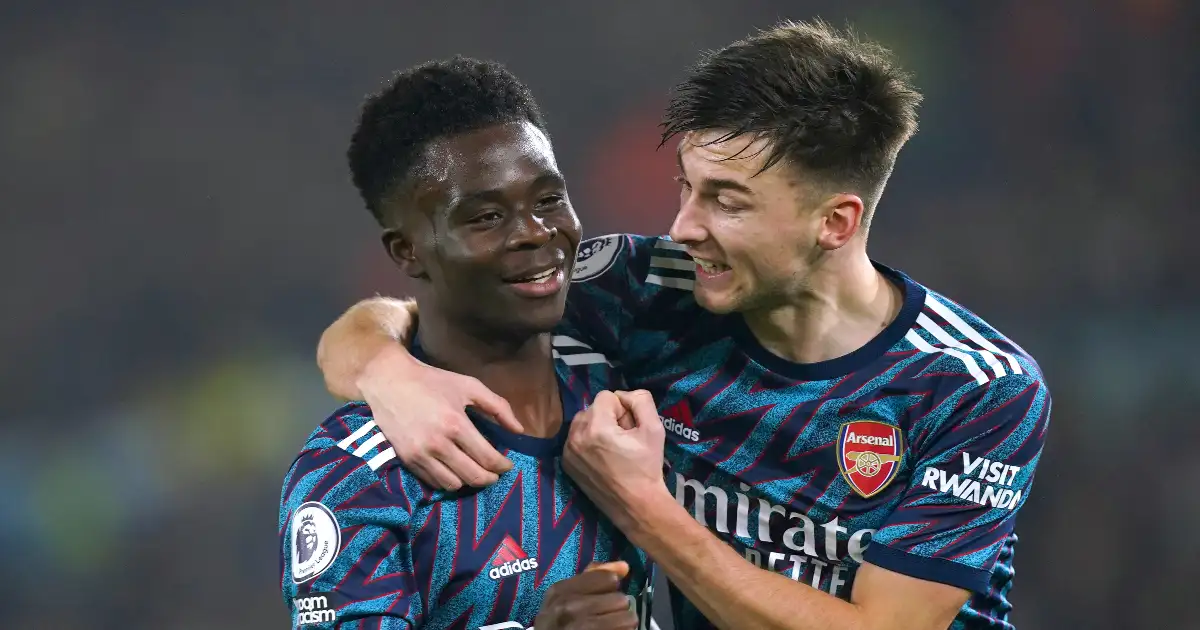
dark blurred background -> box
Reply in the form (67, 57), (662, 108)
(2, 1), (1196, 628)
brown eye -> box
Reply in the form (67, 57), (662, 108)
(536, 194), (566, 209)
(470, 211), (502, 225)
(716, 197), (742, 213)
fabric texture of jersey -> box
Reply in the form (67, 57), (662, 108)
(560, 234), (1051, 630)
(279, 335), (652, 629)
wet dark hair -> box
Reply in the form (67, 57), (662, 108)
(662, 19), (922, 219)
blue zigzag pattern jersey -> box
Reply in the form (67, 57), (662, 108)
(278, 335), (652, 629)
(560, 234), (1052, 630)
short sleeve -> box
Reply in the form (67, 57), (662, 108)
(865, 373), (1051, 594)
(280, 408), (422, 628)
(562, 233), (696, 366)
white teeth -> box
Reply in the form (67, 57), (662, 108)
(692, 257), (729, 273)
(520, 268), (556, 283)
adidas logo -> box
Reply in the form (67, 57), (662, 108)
(487, 535), (539, 580)
(661, 401), (700, 442)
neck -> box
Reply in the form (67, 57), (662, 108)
(415, 312), (562, 438)
(742, 245), (903, 365)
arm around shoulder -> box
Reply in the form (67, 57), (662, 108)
(316, 296), (419, 400)
(312, 296), (521, 490)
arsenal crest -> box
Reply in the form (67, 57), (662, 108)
(837, 421), (903, 498)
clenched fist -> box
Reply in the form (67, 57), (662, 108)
(534, 561), (639, 630)
(563, 391), (667, 536)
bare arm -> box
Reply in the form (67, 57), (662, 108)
(316, 296), (418, 400)
(627, 501), (965, 630)
(314, 297), (521, 490)
(564, 392), (967, 630)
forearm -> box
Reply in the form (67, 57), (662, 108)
(316, 296), (418, 400)
(626, 493), (866, 630)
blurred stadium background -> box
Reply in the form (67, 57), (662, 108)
(1, 1), (1196, 628)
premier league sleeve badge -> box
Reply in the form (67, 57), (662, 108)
(291, 501), (342, 584)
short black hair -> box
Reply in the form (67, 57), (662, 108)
(662, 19), (922, 221)
(348, 56), (547, 226)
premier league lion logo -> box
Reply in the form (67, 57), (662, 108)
(291, 501), (340, 583)
(295, 514), (319, 565)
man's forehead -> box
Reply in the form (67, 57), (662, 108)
(678, 130), (774, 175)
(421, 127), (558, 192)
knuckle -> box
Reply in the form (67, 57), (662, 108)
(426, 438), (454, 457)
(560, 598), (586, 620)
(442, 421), (464, 440)
(469, 472), (496, 486)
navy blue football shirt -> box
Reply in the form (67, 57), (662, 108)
(279, 335), (653, 629)
(560, 234), (1051, 630)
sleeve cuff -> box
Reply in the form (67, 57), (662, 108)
(863, 542), (991, 594)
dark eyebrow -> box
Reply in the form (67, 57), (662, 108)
(530, 172), (568, 190)
(454, 189), (505, 207)
(676, 144), (755, 196)
(450, 172), (567, 211)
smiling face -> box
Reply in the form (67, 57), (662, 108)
(658, 21), (923, 316)
(383, 121), (582, 337)
(670, 129), (844, 314)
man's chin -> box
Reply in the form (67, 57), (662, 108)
(693, 286), (740, 315)
(518, 301), (569, 334)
